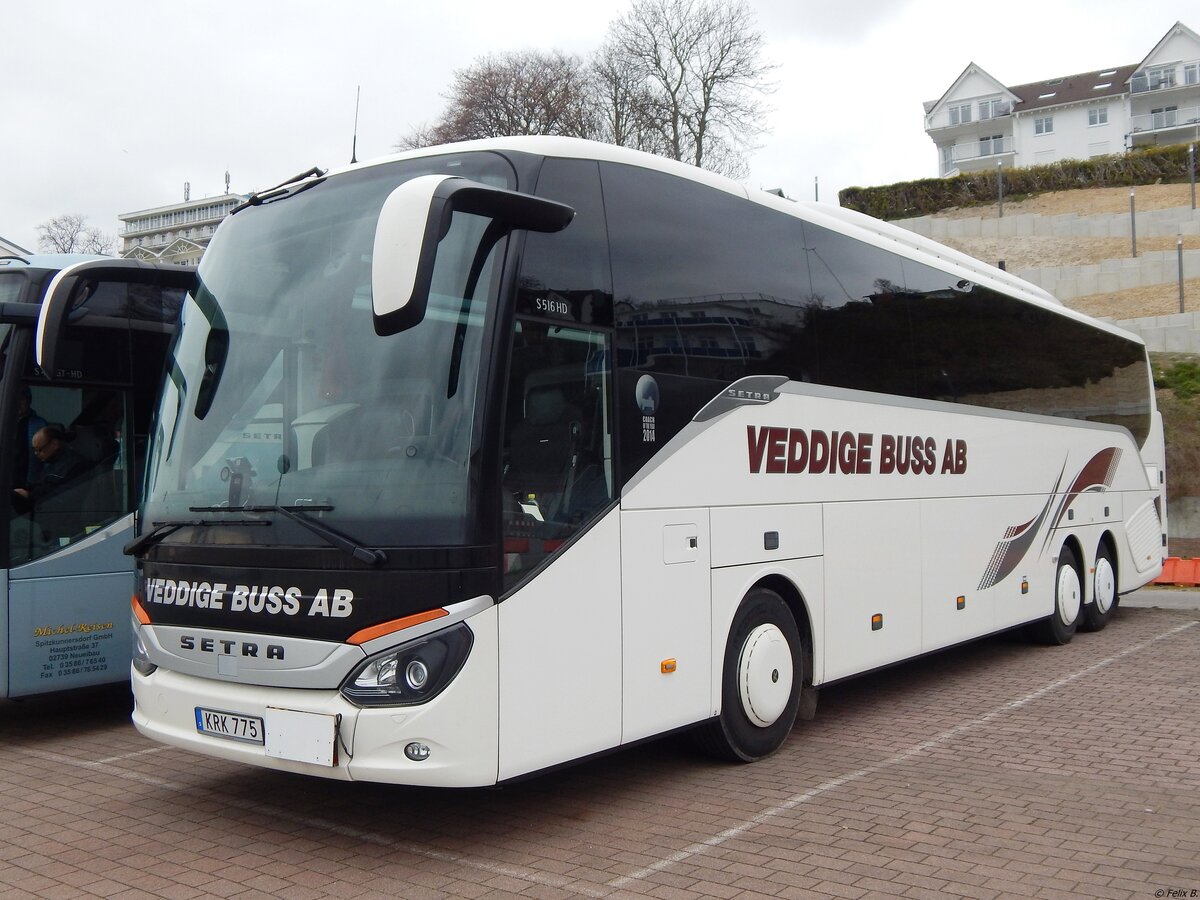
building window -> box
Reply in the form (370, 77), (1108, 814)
(1147, 66), (1176, 90)
(1152, 106), (1178, 129)
(948, 103), (972, 126)
(941, 145), (954, 174)
(979, 135), (1004, 156)
(979, 99), (1007, 120)
(1089, 107), (1108, 127)
(1186, 64), (1199, 85)
(1035, 116), (1054, 135)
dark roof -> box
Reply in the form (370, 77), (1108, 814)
(1008, 63), (1138, 112)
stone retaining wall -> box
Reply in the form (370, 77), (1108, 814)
(1015, 249), (1200, 301)
(895, 204), (1200, 240)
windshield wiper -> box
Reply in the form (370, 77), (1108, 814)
(190, 504), (388, 567)
(231, 166), (327, 214)
(123, 517), (270, 557)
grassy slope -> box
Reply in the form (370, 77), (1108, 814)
(1152, 353), (1200, 502)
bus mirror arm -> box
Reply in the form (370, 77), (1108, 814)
(372, 175), (574, 337)
(0, 302), (41, 325)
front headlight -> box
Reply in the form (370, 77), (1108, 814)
(340, 622), (473, 707)
(132, 629), (157, 676)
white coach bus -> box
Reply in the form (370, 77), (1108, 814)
(53, 137), (1164, 784)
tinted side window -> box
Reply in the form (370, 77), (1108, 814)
(0, 271), (35, 304)
(11, 326), (142, 565)
(800, 222), (915, 396)
(520, 158), (613, 327)
(902, 260), (1151, 443)
(600, 161), (1150, 485)
(602, 163), (812, 481)
(501, 322), (614, 591)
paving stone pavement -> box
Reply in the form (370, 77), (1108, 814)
(1, 592), (1197, 899)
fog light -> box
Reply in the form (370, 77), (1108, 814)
(404, 742), (431, 761)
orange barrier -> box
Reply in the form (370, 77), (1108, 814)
(1154, 557), (1200, 585)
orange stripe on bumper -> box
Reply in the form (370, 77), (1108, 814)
(346, 608), (448, 645)
(131, 595), (151, 625)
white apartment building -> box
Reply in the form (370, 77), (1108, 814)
(1, 235), (32, 257)
(924, 21), (1200, 177)
(118, 191), (244, 266)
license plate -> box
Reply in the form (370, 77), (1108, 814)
(195, 707), (265, 744)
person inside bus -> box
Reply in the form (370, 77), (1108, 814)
(12, 386), (47, 490)
(12, 425), (91, 513)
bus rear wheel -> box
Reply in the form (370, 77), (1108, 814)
(1081, 543), (1118, 632)
(1030, 545), (1082, 645)
(694, 588), (802, 762)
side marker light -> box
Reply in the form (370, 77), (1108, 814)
(956, 596), (966, 610)
(871, 614), (883, 631)
(661, 658), (677, 674)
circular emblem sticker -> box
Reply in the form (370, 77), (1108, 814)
(635, 375), (660, 414)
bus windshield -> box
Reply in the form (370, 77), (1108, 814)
(143, 152), (517, 548)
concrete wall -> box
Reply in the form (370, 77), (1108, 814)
(1016, 249), (1200, 300)
(896, 204), (1200, 240)
(1166, 498), (1200, 548)
(891, 204), (1200, 300)
(1107, 310), (1200, 352)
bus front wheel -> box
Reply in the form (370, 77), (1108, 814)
(1030, 545), (1082, 645)
(695, 588), (802, 762)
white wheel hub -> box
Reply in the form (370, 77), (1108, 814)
(1093, 556), (1116, 615)
(1057, 562), (1082, 625)
(737, 624), (794, 728)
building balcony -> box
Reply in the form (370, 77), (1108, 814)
(926, 105), (1012, 134)
(119, 216), (223, 238)
(940, 137), (1016, 176)
(1128, 104), (1200, 145)
(1131, 60), (1200, 94)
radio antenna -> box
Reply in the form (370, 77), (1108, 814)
(350, 86), (361, 164)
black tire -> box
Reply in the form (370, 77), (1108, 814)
(694, 588), (802, 762)
(1030, 545), (1082, 645)
(1081, 542), (1119, 632)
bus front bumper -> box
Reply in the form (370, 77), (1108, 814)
(130, 618), (500, 787)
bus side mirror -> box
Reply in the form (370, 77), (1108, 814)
(371, 175), (574, 336)
(36, 260), (196, 377)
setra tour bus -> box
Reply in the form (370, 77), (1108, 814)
(68, 137), (1165, 783)
(0, 253), (190, 698)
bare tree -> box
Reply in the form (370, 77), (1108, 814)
(603, 0), (774, 177)
(591, 40), (668, 156)
(36, 214), (114, 255)
(398, 50), (600, 150)
(395, 122), (444, 153)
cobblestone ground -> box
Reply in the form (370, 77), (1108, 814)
(2, 603), (1197, 899)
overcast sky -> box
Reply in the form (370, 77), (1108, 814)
(2, 1), (1197, 254)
